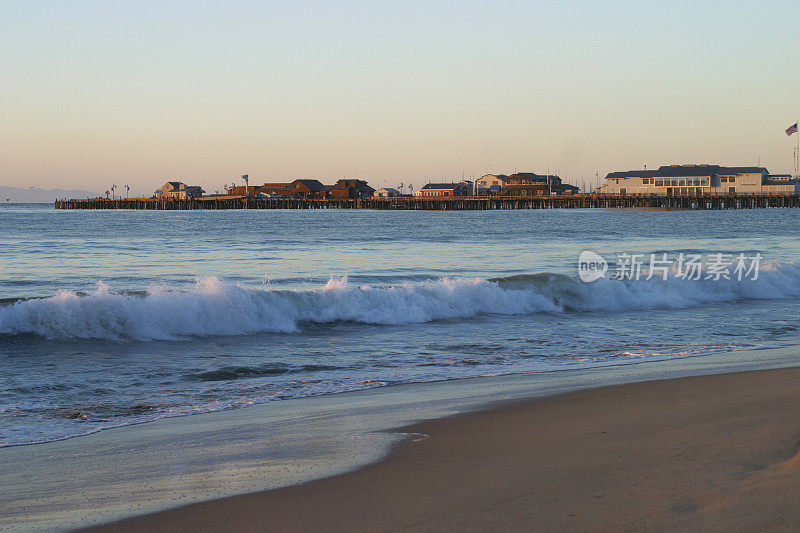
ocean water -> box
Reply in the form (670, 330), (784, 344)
(2, 203), (800, 447)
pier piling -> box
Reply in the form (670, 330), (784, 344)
(54, 194), (800, 211)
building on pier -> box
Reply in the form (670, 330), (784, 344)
(502, 173), (560, 196)
(276, 179), (327, 198)
(374, 187), (401, 197)
(414, 181), (472, 197)
(228, 178), (373, 199)
(227, 179), (326, 198)
(154, 181), (204, 199)
(323, 179), (375, 199)
(476, 174), (508, 195)
(598, 165), (800, 195)
(551, 183), (580, 194)
(760, 175), (800, 194)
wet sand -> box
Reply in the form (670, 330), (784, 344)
(88, 366), (800, 532)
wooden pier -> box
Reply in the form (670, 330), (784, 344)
(55, 194), (800, 211)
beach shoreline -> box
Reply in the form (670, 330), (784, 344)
(86, 365), (800, 532)
(4, 345), (800, 531)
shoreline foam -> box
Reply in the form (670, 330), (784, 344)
(88, 364), (800, 532)
(3, 344), (800, 531)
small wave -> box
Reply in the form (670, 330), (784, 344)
(187, 364), (348, 382)
(1, 262), (799, 341)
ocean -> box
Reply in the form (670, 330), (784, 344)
(2, 203), (800, 447)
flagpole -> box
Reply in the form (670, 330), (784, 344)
(795, 118), (799, 179)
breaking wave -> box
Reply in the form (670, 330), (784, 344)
(1, 262), (800, 341)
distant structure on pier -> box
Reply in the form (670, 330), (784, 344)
(597, 165), (800, 196)
(413, 173), (581, 198)
(373, 187), (401, 198)
(474, 173), (580, 196)
(325, 179), (375, 199)
(154, 181), (204, 200)
(502, 173), (579, 196)
(476, 174), (508, 195)
(414, 181), (473, 197)
(227, 178), (374, 199)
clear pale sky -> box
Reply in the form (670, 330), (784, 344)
(2, 0), (799, 194)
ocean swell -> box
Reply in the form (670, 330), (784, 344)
(1, 262), (800, 341)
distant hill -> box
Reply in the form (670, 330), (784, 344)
(0, 186), (100, 203)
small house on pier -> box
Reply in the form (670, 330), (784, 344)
(374, 187), (401, 197)
(414, 182), (472, 197)
(154, 181), (204, 199)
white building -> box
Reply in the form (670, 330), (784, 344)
(154, 181), (204, 199)
(759, 174), (800, 194)
(476, 174), (508, 195)
(373, 187), (401, 197)
(596, 165), (799, 196)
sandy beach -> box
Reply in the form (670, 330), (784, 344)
(86, 365), (800, 532)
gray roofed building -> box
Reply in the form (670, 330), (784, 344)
(655, 165), (720, 177)
(604, 170), (658, 180)
(420, 182), (466, 189)
(717, 167), (768, 175)
(599, 163), (798, 196)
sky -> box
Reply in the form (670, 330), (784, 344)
(1, 0), (799, 195)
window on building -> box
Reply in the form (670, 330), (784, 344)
(728, 177), (736, 183)
(721, 177), (727, 183)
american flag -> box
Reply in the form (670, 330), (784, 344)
(787, 122), (798, 136)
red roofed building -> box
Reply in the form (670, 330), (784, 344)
(414, 181), (472, 198)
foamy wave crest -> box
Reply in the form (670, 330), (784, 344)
(1, 262), (800, 341)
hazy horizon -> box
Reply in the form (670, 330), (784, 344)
(2, 0), (799, 196)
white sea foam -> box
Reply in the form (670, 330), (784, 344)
(1, 262), (800, 341)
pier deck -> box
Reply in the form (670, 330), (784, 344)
(54, 194), (800, 210)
